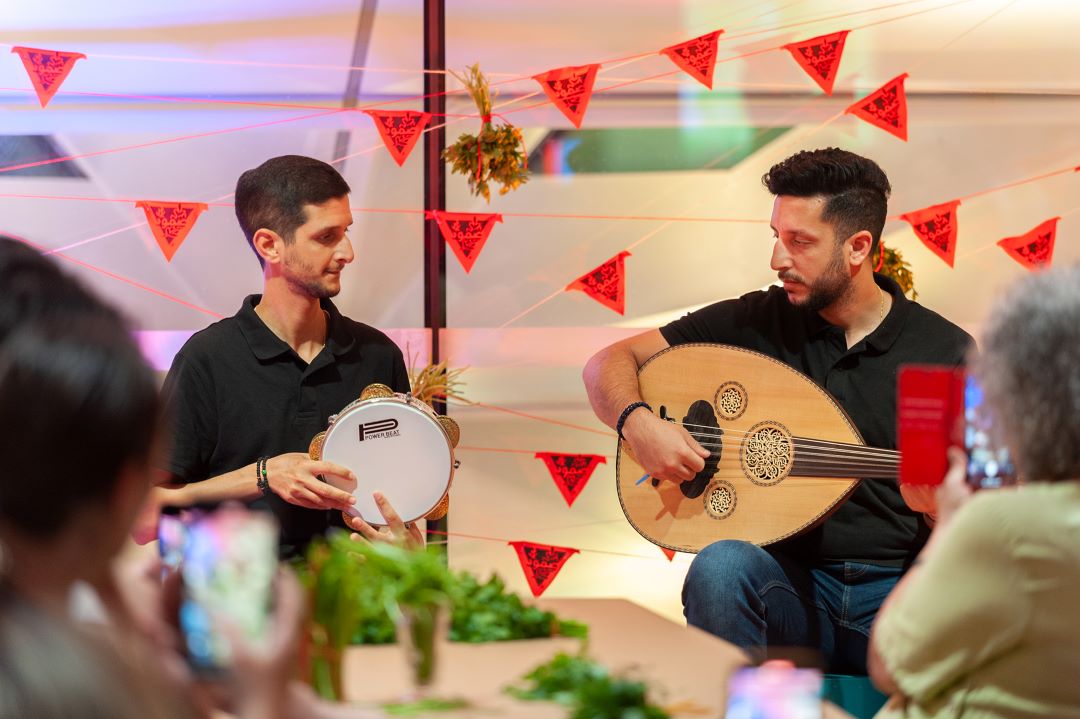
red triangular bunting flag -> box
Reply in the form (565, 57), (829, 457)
(996, 217), (1059, 270)
(12, 46), (86, 108)
(566, 251), (630, 314)
(534, 452), (606, 507)
(783, 30), (850, 95)
(364, 110), (431, 166)
(533, 64), (600, 128)
(430, 211), (503, 273)
(661, 547), (677, 562)
(901, 200), (961, 268)
(845, 73), (909, 141)
(135, 201), (209, 262)
(509, 541), (579, 597)
(659, 30), (724, 90)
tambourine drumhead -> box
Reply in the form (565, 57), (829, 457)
(320, 396), (453, 525)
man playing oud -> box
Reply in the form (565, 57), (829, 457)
(583, 148), (971, 672)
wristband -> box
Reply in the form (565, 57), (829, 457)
(256, 456), (273, 497)
(616, 401), (652, 440)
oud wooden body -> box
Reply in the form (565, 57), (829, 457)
(617, 344), (867, 552)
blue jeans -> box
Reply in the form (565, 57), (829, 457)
(682, 540), (904, 673)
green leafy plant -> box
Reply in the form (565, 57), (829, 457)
(295, 533), (589, 700)
(508, 653), (671, 719)
(878, 244), (917, 298)
(442, 64), (529, 202)
(450, 572), (587, 643)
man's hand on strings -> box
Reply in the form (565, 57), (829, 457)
(621, 409), (709, 483)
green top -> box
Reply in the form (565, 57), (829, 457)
(875, 480), (1080, 718)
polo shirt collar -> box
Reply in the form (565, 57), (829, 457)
(236, 294), (355, 361)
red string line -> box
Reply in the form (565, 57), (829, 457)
(0, 108), (346, 175)
(0, 193), (770, 225)
(451, 400), (616, 438)
(495, 0), (997, 328)
(1, 0), (966, 127)
(951, 202), (1080, 262)
(0, 0), (929, 89)
(14, 237), (223, 319)
(0, 0), (981, 188)
(882, 163), (1080, 221)
(725, 0), (956, 42)
(423, 529), (665, 561)
(458, 446), (615, 459)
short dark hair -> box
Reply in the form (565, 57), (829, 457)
(234, 155), (351, 267)
(0, 235), (98, 344)
(0, 240), (160, 538)
(762, 148), (891, 253)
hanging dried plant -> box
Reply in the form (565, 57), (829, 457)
(877, 243), (917, 299)
(406, 345), (469, 407)
(442, 64), (529, 202)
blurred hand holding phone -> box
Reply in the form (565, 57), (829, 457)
(161, 505), (280, 676)
(726, 661), (822, 719)
(898, 365), (1017, 489)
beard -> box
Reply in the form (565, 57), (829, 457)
(282, 253), (341, 299)
(780, 246), (851, 314)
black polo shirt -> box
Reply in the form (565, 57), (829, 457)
(660, 274), (973, 566)
(161, 295), (410, 556)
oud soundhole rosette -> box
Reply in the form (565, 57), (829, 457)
(713, 381), (747, 421)
(704, 480), (736, 520)
(740, 420), (793, 486)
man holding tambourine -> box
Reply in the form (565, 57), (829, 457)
(137, 155), (435, 556)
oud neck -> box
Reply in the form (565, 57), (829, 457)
(791, 437), (899, 479)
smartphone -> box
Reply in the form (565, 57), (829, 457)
(726, 663), (823, 719)
(898, 365), (1016, 489)
(156, 510), (187, 577)
(963, 374), (1017, 489)
(897, 365), (964, 486)
(178, 506), (278, 675)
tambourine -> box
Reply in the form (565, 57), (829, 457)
(309, 383), (460, 525)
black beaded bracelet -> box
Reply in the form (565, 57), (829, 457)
(256, 456), (272, 497)
(616, 401), (652, 440)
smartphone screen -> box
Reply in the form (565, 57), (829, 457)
(726, 664), (823, 719)
(156, 511), (187, 577)
(178, 506), (278, 675)
(964, 375), (1017, 489)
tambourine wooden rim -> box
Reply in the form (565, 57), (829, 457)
(310, 384), (459, 523)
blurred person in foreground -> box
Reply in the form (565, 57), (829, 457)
(869, 265), (1080, 718)
(0, 236), (379, 719)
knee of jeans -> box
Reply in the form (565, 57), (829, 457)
(684, 540), (771, 595)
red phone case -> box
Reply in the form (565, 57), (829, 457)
(897, 365), (964, 486)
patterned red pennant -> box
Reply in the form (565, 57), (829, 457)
(364, 110), (432, 166)
(509, 541), (580, 597)
(12, 46), (86, 108)
(659, 30), (724, 90)
(997, 217), (1059, 270)
(783, 30), (850, 95)
(661, 547), (677, 562)
(845, 73), (909, 141)
(533, 64), (601, 128)
(135, 201), (209, 262)
(430, 211), (503, 273)
(901, 200), (961, 268)
(566, 251), (631, 314)
(535, 452), (607, 507)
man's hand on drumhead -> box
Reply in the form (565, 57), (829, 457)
(266, 453), (357, 511)
(344, 491), (425, 549)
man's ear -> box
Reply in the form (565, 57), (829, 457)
(846, 230), (875, 266)
(252, 228), (282, 266)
